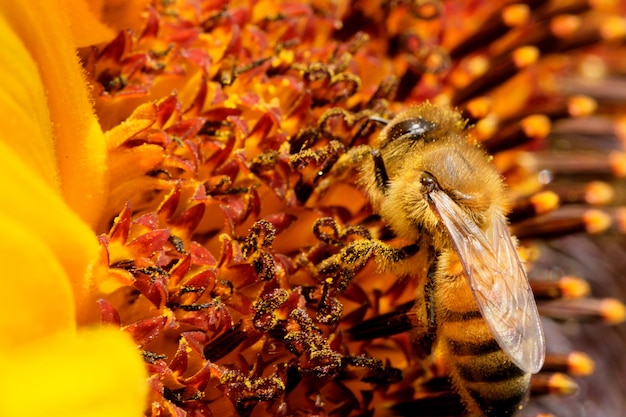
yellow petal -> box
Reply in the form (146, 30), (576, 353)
(0, 328), (147, 417)
(91, 0), (153, 33)
(0, 141), (100, 321)
(0, 215), (75, 348)
(0, 1), (110, 229)
(66, 0), (116, 47)
(0, 10), (59, 189)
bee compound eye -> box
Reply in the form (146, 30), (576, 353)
(388, 118), (436, 142)
(420, 172), (436, 192)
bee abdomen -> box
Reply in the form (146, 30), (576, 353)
(441, 316), (531, 417)
(466, 385), (529, 417)
(456, 356), (526, 383)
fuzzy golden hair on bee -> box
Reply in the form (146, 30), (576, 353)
(359, 103), (508, 245)
(353, 102), (545, 417)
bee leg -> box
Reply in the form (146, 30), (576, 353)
(318, 239), (420, 291)
(317, 144), (372, 186)
(371, 148), (390, 194)
(370, 239), (420, 272)
(412, 251), (439, 357)
(346, 299), (417, 340)
(317, 239), (376, 279)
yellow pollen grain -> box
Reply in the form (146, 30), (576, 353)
(502, 4), (530, 27)
(559, 276), (590, 299)
(568, 95), (597, 117)
(600, 298), (626, 324)
(512, 46), (539, 68)
(585, 181), (614, 205)
(474, 114), (498, 140)
(548, 373), (579, 395)
(433, 93), (451, 107)
(530, 191), (559, 214)
(567, 352), (595, 376)
(278, 49), (295, 65)
(448, 67), (472, 89)
(466, 55), (489, 77)
(521, 115), (551, 139)
(466, 97), (491, 118)
(550, 15), (582, 38)
(583, 209), (611, 234)
(223, 96), (239, 108)
(600, 16), (626, 40)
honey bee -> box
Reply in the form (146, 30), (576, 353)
(358, 103), (545, 416)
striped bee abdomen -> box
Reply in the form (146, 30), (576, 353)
(434, 267), (531, 417)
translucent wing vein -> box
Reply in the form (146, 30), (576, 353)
(428, 190), (545, 373)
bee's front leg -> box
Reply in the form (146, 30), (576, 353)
(317, 238), (420, 293)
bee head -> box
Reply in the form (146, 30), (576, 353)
(365, 103), (507, 243)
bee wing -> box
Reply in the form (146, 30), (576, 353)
(429, 190), (545, 374)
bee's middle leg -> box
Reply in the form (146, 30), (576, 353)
(412, 257), (439, 357)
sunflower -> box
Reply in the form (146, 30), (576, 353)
(3, 1), (626, 416)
